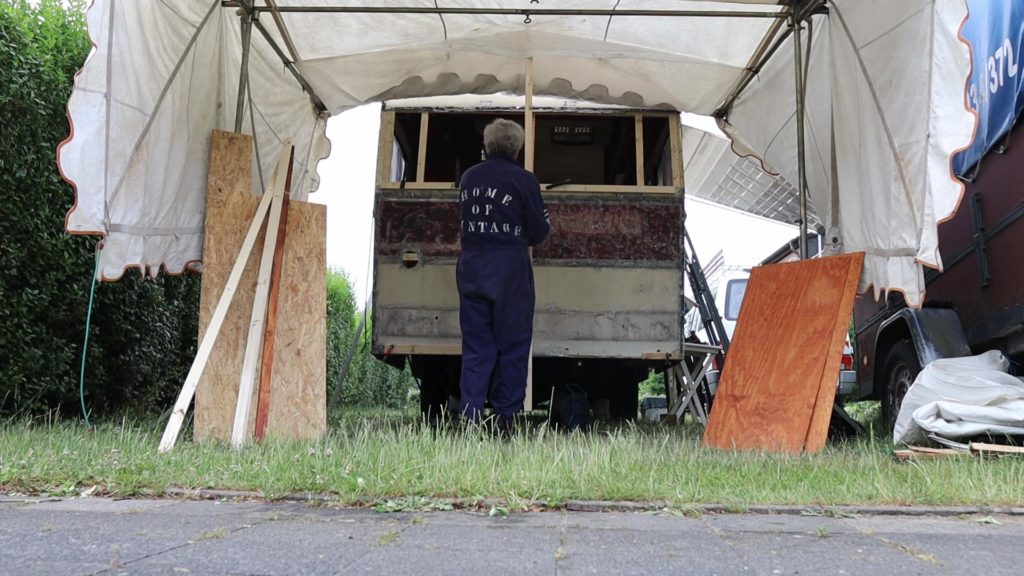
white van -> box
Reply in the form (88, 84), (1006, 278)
(684, 269), (749, 344)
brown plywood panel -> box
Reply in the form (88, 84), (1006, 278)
(195, 130), (325, 443)
(703, 252), (864, 453)
(803, 252), (863, 452)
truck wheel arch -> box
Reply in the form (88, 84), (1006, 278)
(871, 307), (971, 400)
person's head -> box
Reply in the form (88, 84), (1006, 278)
(483, 118), (525, 159)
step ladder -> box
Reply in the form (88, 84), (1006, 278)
(665, 229), (732, 425)
(683, 228), (730, 363)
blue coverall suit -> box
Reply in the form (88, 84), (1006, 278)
(457, 153), (550, 423)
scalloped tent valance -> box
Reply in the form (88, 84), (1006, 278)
(59, 0), (974, 306)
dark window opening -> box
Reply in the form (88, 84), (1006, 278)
(642, 116), (672, 186)
(424, 113), (525, 182)
(392, 112), (421, 182)
(391, 111), (668, 187)
(534, 115), (636, 186)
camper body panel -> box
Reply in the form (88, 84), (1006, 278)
(372, 189), (683, 360)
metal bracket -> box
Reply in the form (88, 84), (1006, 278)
(969, 192), (991, 287)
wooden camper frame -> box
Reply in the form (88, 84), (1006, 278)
(374, 108), (684, 195)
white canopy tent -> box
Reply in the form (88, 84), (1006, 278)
(59, 0), (974, 307)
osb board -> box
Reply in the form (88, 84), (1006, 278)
(195, 130), (326, 442)
(702, 252), (864, 453)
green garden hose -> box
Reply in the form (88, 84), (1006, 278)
(78, 242), (102, 427)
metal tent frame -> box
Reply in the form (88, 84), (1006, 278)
(224, 0), (828, 258)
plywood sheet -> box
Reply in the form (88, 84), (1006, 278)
(195, 130), (326, 443)
(702, 252), (864, 453)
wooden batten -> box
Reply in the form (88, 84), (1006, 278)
(634, 114), (645, 187)
(254, 165), (293, 441)
(525, 57), (535, 172)
(231, 144), (293, 448)
(669, 115), (684, 190)
(376, 110), (396, 188)
(416, 112), (429, 183)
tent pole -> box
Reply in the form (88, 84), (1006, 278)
(792, 13), (809, 260)
(524, 57), (535, 413)
(234, 7), (254, 133)
(240, 4), (785, 19)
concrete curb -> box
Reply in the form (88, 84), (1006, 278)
(156, 488), (1024, 517)
(564, 499), (1024, 517)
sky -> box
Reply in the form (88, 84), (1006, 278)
(309, 106), (798, 306)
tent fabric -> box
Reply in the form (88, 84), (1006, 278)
(60, 0), (329, 279)
(726, 0), (974, 307)
(893, 350), (1024, 444)
(60, 0), (974, 305)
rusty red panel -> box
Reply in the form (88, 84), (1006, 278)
(536, 202), (680, 262)
(376, 200), (461, 257)
(376, 198), (681, 262)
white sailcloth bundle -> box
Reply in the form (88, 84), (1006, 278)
(894, 350), (1024, 444)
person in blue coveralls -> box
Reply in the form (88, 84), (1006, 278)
(457, 118), (550, 436)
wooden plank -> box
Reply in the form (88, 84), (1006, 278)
(385, 344), (462, 356)
(641, 352), (682, 361)
(524, 57), (535, 410)
(894, 446), (967, 461)
(803, 251), (864, 452)
(159, 131), (269, 453)
(231, 142), (293, 448)
(970, 443), (1024, 456)
(415, 112), (429, 183)
(254, 167), (294, 442)
(702, 253), (864, 453)
(376, 110), (395, 187)
(525, 57), (535, 171)
(909, 445), (967, 455)
(669, 114), (684, 189)
(635, 114), (645, 186)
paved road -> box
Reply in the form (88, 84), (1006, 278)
(1, 497), (1022, 575)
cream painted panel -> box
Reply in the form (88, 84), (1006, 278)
(375, 263), (680, 314)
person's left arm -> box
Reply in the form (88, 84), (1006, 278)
(522, 173), (550, 246)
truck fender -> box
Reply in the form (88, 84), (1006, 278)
(874, 308), (971, 377)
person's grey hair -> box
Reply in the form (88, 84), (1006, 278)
(483, 119), (525, 158)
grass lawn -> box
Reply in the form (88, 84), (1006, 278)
(2, 406), (1022, 508)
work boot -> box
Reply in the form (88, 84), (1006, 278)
(496, 414), (514, 441)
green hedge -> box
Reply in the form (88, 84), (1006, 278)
(326, 268), (415, 410)
(0, 1), (410, 419)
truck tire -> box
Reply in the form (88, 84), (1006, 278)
(880, 339), (920, 434)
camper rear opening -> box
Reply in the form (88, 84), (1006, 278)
(370, 102), (686, 420)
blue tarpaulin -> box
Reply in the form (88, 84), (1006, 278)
(954, 0), (1024, 176)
